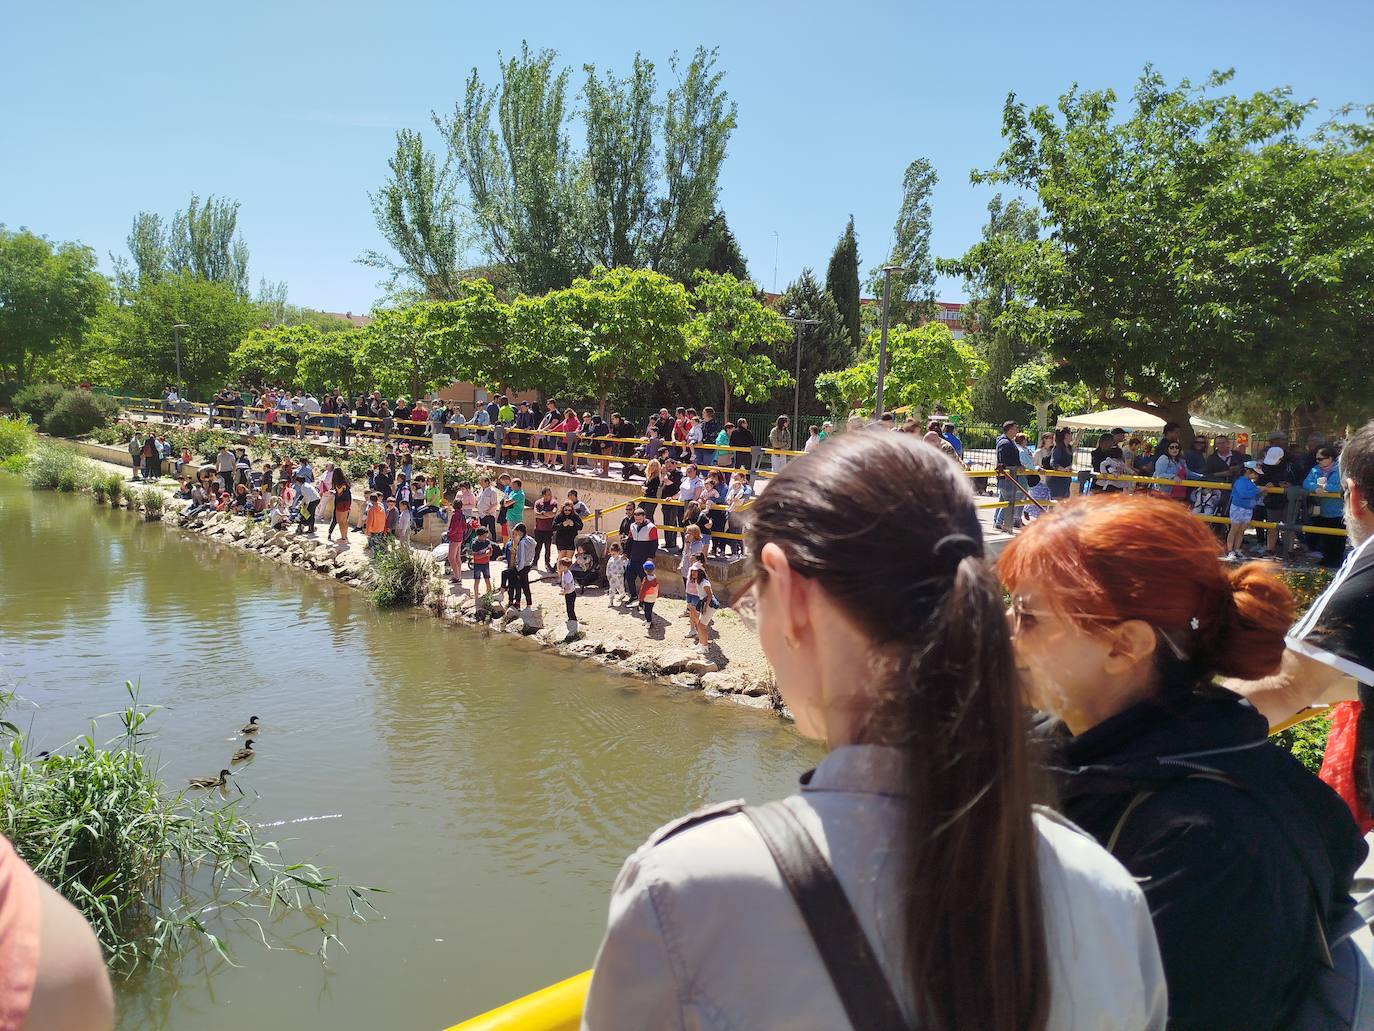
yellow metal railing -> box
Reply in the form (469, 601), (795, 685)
(445, 970), (590, 1031)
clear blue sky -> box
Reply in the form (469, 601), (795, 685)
(4, 0), (1370, 313)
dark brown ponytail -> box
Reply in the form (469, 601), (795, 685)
(747, 430), (1049, 1031)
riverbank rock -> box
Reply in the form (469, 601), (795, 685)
(668, 672), (702, 690)
(654, 648), (700, 675)
(593, 636), (634, 659)
(620, 653), (660, 676)
(700, 670), (767, 696)
(520, 607), (544, 631)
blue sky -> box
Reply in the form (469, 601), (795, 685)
(4, 0), (1370, 313)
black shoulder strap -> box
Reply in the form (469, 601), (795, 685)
(744, 801), (910, 1031)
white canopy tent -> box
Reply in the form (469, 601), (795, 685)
(1056, 407), (1249, 438)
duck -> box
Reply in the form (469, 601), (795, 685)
(230, 740), (255, 762)
(188, 769), (233, 789)
(240, 716), (261, 735)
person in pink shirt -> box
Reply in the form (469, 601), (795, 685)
(557, 408), (581, 473)
(0, 833), (113, 1030)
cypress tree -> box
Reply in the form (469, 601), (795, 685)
(824, 216), (861, 353)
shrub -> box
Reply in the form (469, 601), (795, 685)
(138, 487), (165, 519)
(367, 539), (439, 609)
(0, 416), (36, 463)
(43, 390), (119, 437)
(106, 475), (125, 506)
(1271, 711), (1332, 774)
(0, 683), (380, 973)
(87, 424), (125, 446)
(0, 381), (23, 412)
(11, 383), (66, 425)
(24, 441), (93, 491)
(90, 478), (109, 503)
(344, 443), (386, 482)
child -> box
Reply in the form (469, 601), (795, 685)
(470, 526), (493, 592)
(395, 499), (415, 545)
(442, 501), (465, 582)
(1225, 461), (1264, 559)
(638, 560), (660, 629)
(605, 542), (627, 607)
(364, 491), (387, 549)
(383, 497), (400, 541)
(559, 556), (578, 631)
(688, 564), (715, 653)
(572, 541), (597, 591)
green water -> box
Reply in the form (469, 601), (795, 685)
(0, 475), (818, 1029)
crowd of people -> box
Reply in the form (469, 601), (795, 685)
(992, 419), (1351, 567)
(585, 419), (1374, 1031)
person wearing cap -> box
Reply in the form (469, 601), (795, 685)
(636, 560), (660, 627)
(1151, 422), (1182, 459)
(1251, 434), (1298, 558)
(1224, 461), (1264, 559)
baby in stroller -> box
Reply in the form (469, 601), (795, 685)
(571, 538), (602, 592)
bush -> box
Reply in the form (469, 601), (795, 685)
(87, 424), (125, 446)
(43, 390), (118, 438)
(11, 383), (66, 425)
(1271, 712), (1332, 774)
(0, 683), (379, 973)
(90, 478), (109, 503)
(106, 475), (124, 506)
(137, 487), (165, 519)
(0, 416), (36, 463)
(0, 381), (23, 412)
(367, 539), (439, 609)
(24, 441), (93, 491)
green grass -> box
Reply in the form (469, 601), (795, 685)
(0, 683), (381, 975)
(367, 538), (443, 609)
(24, 439), (94, 491)
(0, 416), (36, 463)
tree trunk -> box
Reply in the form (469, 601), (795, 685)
(1290, 402), (1326, 445)
(598, 392), (607, 419)
(721, 377), (732, 422)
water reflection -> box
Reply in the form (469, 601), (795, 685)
(0, 476), (818, 1030)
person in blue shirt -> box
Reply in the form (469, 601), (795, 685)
(1304, 448), (1346, 568)
(941, 422), (963, 458)
(1225, 461), (1264, 559)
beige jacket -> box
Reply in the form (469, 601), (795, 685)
(584, 745), (1167, 1030)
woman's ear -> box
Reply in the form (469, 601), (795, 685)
(1102, 619), (1159, 675)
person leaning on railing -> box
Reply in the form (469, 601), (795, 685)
(583, 431), (1166, 1030)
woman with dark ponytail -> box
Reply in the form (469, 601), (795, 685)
(1001, 492), (1365, 1030)
(584, 431), (1166, 1030)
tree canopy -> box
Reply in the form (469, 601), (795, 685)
(947, 67), (1374, 432)
(686, 271), (790, 420)
(777, 268), (853, 416)
(0, 228), (106, 385)
(825, 216), (861, 354)
(816, 322), (985, 418)
(114, 196), (251, 298)
(872, 158), (938, 324)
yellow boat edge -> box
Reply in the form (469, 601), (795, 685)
(445, 970), (592, 1031)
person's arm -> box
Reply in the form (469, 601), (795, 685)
(1224, 646), (1357, 726)
(24, 880), (115, 1031)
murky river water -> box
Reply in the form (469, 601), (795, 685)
(0, 475), (819, 1029)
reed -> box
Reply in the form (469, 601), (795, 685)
(0, 682), (381, 974)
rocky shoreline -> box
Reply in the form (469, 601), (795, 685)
(87, 452), (782, 713)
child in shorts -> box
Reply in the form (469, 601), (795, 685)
(1225, 461), (1263, 560)
(470, 527), (493, 591)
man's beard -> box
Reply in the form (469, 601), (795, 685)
(1347, 499), (1369, 547)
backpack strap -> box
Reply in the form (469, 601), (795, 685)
(743, 801), (910, 1031)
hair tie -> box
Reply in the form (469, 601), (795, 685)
(932, 533), (981, 573)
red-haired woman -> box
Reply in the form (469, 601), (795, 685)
(1000, 492), (1364, 1031)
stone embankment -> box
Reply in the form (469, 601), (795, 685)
(166, 504), (779, 709)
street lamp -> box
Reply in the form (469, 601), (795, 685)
(875, 265), (907, 418)
(171, 324), (189, 400)
(781, 316), (821, 438)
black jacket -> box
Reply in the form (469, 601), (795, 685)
(1038, 687), (1364, 1031)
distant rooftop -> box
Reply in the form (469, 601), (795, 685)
(324, 311), (373, 328)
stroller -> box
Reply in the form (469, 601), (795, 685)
(572, 532), (608, 589)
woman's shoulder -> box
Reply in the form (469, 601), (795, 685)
(1032, 807), (1145, 905)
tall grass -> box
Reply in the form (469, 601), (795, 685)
(137, 487), (165, 519)
(0, 683), (380, 975)
(0, 416), (36, 464)
(24, 439), (94, 491)
(367, 539), (442, 609)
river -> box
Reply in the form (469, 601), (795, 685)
(0, 475), (819, 1029)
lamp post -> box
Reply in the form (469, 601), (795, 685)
(781, 316), (821, 440)
(171, 324), (189, 401)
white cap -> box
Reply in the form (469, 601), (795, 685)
(1263, 446), (1285, 464)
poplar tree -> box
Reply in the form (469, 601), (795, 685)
(824, 216), (861, 353)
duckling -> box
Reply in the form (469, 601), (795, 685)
(188, 769), (233, 789)
(240, 716), (261, 735)
(230, 740), (255, 762)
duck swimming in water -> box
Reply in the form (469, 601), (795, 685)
(240, 716), (261, 735)
(230, 740), (255, 762)
(188, 769), (232, 789)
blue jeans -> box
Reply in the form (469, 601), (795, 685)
(994, 477), (1020, 529)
